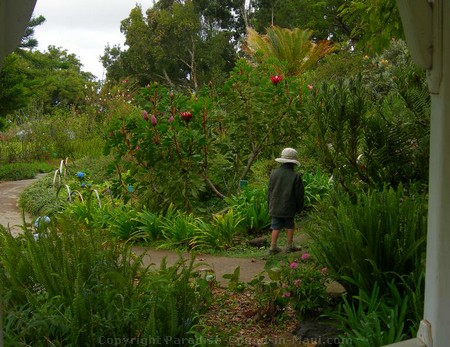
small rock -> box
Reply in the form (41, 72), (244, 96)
(248, 236), (269, 248)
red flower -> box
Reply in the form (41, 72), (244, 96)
(307, 84), (314, 90)
(180, 111), (193, 123)
(151, 114), (157, 127)
(142, 110), (149, 121)
(270, 75), (283, 85)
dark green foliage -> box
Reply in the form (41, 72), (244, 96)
(249, 0), (348, 42)
(334, 275), (425, 345)
(0, 54), (29, 119)
(307, 185), (427, 296)
(302, 41), (430, 190)
(0, 221), (212, 346)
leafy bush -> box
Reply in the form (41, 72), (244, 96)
(249, 254), (331, 321)
(225, 186), (271, 235)
(278, 254), (330, 317)
(192, 210), (244, 251)
(18, 174), (63, 217)
(334, 282), (411, 346)
(135, 209), (164, 242)
(0, 161), (53, 181)
(301, 169), (332, 210)
(307, 185), (427, 296)
(159, 206), (204, 250)
(301, 41), (430, 190)
(0, 221), (212, 345)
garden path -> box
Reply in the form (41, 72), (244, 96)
(0, 176), (39, 237)
(0, 175), (346, 292)
(0, 175), (266, 285)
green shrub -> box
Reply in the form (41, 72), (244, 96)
(301, 169), (332, 210)
(250, 254), (331, 321)
(0, 162), (53, 181)
(334, 282), (411, 346)
(159, 205), (203, 250)
(18, 175), (62, 217)
(226, 186), (271, 235)
(307, 184), (427, 296)
(0, 221), (212, 346)
(192, 210), (244, 251)
(135, 209), (164, 242)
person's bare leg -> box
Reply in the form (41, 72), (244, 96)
(271, 229), (280, 250)
(286, 228), (295, 248)
(286, 228), (301, 252)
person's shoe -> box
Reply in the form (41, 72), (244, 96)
(268, 247), (282, 255)
(286, 245), (301, 253)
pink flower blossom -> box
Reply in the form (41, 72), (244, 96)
(290, 261), (298, 269)
(282, 292), (291, 298)
(307, 84), (314, 90)
(301, 253), (310, 261)
(142, 110), (149, 121)
(270, 75), (283, 85)
(180, 111), (193, 123)
(151, 114), (157, 127)
(294, 279), (302, 287)
(321, 267), (328, 274)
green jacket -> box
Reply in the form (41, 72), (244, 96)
(267, 163), (305, 218)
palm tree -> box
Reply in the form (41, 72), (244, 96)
(243, 26), (335, 76)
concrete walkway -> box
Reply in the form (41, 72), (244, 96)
(0, 176), (38, 236)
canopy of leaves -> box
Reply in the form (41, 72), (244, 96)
(102, 1), (239, 90)
(248, 0), (350, 41)
(0, 47), (98, 120)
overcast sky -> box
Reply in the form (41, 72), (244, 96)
(32, 0), (155, 80)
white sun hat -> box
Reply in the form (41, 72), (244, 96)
(275, 147), (300, 166)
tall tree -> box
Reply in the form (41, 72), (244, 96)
(248, 0), (350, 41)
(0, 47), (97, 120)
(20, 15), (46, 50)
(102, 1), (239, 90)
(338, 0), (404, 53)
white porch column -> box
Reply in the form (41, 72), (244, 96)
(423, 3), (450, 343)
(394, 1), (450, 346)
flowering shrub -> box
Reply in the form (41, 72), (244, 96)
(279, 254), (329, 317)
(250, 254), (330, 321)
(104, 82), (210, 211)
(281, 253), (328, 316)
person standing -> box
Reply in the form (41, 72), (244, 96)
(267, 147), (305, 254)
